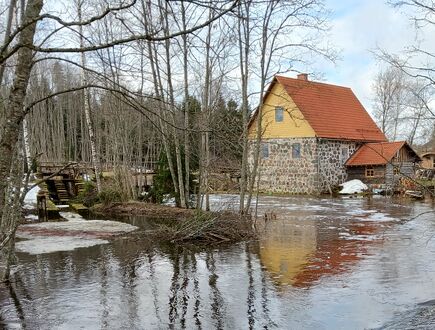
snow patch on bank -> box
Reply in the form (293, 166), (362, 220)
(23, 185), (40, 209)
(24, 214), (39, 221)
(339, 180), (368, 195)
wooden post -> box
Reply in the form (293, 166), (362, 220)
(37, 193), (47, 222)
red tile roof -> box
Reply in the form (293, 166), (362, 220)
(345, 141), (407, 166)
(274, 76), (387, 142)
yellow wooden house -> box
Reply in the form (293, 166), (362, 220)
(248, 74), (386, 193)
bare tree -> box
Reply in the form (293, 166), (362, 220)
(376, 1), (435, 145)
(237, 0), (335, 214)
(77, 0), (102, 193)
(372, 66), (405, 140)
(372, 64), (434, 144)
(0, 0), (44, 280)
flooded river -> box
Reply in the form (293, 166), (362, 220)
(1, 195), (435, 329)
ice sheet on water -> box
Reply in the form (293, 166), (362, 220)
(16, 236), (109, 255)
(365, 213), (397, 222)
(22, 214), (137, 233)
(16, 211), (138, 255)
(346, 209), (377, 216)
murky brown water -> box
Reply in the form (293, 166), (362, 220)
(1, 195), (435, 329)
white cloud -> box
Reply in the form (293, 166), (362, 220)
(314, 0), (424, 115)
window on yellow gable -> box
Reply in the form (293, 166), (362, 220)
(365, 165), (374, 177)
(275, 106), (284, 122)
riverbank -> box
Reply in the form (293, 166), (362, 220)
(92, 201), (195, 220)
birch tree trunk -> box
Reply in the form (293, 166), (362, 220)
(181, 0), (190, 207)
(0, 0), (18, 84)
(238, 1), (250, 214)
(142, 0), (180, 206)
(77, 0), (101, 193)
(198, 8), (212, 211)
(0, 0), (44, 280)
(161, 1), (187, 208)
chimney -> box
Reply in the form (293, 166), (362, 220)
(297, 73), (308, 81)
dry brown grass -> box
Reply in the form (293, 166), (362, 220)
(152, 210), (255, 244)
(92, 201), (256, 245)
(92, 201), (194, 220)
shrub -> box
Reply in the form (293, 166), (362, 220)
(74, 181), (100, 207)
(98, 188), (124, 205)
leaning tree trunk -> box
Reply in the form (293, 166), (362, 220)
(238, 1), (250, 214)
(0, 0), (43, 219)
(0, 0), (44, 280)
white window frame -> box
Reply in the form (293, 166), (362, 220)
(275, 106), (284, 122)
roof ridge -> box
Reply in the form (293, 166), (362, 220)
(367, 141), (406, 145)
(275, 75), (352, 90)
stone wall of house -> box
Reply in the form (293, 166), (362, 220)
(248, 138), (362, 194)
(317, 139), (360, 192)
(249, 138), (319, 194)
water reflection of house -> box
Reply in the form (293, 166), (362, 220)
(259, 219), (317, 286)
(259, 218), (380, 288)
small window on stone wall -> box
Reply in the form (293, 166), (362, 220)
(341, 147), (349, 164)
(292, 143), (301, 159)
(433, 157), (435, 168)
(393, 167), (400, 175)
(365, 165), (374, 177)
(261, 143), (269, 159)
(275, 106), (284, 122)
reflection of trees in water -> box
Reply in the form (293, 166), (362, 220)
(162, 243), (277, 329)
(180, 252), (190, 328)
(168, 247), (180, 325)
(119, 244), (141, 329)
(260, 267), (276, 328)
(98, 245), (110, 329)
(246, 241), (276, 329)
(6, 278), (26, 328)
(190, 252), (202, 329)
(206, 251), (224, 329)
(166, 247), (205, 329)
(147, 252), (163, 325)
(245, 244), (255, 329)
